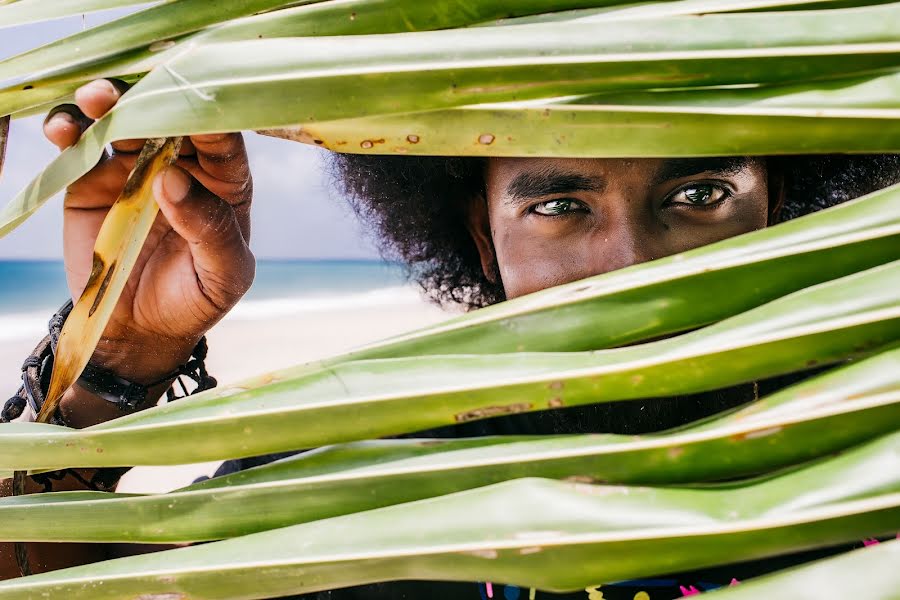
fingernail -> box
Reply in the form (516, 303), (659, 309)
(84, 78), (118, 96)
(153, 167), (190, 204)
(44, 110), (75, 128)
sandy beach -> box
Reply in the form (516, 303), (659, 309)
(1, 286), (451, 492)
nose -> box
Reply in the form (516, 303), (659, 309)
(588, 217), (657, 276)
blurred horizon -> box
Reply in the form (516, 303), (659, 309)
(0, 258), (416, 346)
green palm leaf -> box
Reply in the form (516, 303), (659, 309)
(494, 0), (900, 25)
(1, 349), (896, 543)
(708, 539), (900, 599)
(2, 4), (900, 236)
(0, 0), (322, 85)
(0, 442), (896, 598)
(1, 2), (898, 597)
(215, 183), (900, 359)
(0, 0), (708, 117)
(288, 70), (900, 157)
(0, 0), (165, 28)
(1, 258), (897, 471)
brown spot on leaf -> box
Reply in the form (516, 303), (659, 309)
(478, 133), (495, 145)
(148, 40), (176, 52)
(548, 397), (564, 408)
(122, 138), (171, 197)
(89, 260), (117, 317)
(406, 134), (420, 144)
(564, 475), (598, 484)
(257, 127), (316, 145)
(87, 252), (105, 285)
(464, 549), (498, 559)
(732, 426), (783, 441)
(416, 440), (447, 447)
(455, 403), (531, 423)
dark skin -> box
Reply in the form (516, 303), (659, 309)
(1, 81), (775, 578)
(469, 157), (772, 299)
(1, 79), (254, 577)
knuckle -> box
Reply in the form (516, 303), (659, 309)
(196, 248), (254, 311)
(233, 253), (257, 297)
(220, 177), (253, 201)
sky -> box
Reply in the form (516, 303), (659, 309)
(0, 8), (379, 260)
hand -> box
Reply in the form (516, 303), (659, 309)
(44, 79), (255, 390)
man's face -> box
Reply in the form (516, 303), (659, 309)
(470, 157), (772, 298)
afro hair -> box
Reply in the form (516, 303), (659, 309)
(331, 154), (900, 309)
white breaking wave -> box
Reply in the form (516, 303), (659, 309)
(225, 285), (423, 321)
(0, 310), (51, 342)
(0, 286), (425, 342)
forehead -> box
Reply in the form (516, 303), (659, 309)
(486, 157), (647, 183)
(487, 157), (660, 180)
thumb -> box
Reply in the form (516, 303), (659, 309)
(153, 166), (255, 309)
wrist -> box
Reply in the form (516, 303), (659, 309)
(59, 380), (174, 428)
(89, 334), (199, 386)
(5, 302), (216, 430)
(59, 335), (202, 428)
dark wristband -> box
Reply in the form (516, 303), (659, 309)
(2, 299), (216, 424)
(76, 363), (155, 412)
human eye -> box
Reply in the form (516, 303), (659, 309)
(665, 183), (730, 207)
(530, 198), (589, 216)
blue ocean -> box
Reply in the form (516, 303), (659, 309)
(0, 259), (412, 342)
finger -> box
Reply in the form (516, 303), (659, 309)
(153, 166), (255, 309)
(73, 79), (125, 120)
(189, 133), (250, 185)
(110, 138), (146, 155)
(177, 157), (251, 241)
(64, 154), (139, 210)
(177, 157), (251, 203)
(43, 104), (91, 150)
(114, 135), (198, 158)
(179, 138), (196, 156)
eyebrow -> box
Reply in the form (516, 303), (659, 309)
(503, 157), (754, 206)
(505, 168), (606, 205)
(652, 157), (752, 185)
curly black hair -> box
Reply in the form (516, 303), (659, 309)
(330, 154), (900, 310)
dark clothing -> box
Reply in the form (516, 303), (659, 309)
(208, 375), (876, 599)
